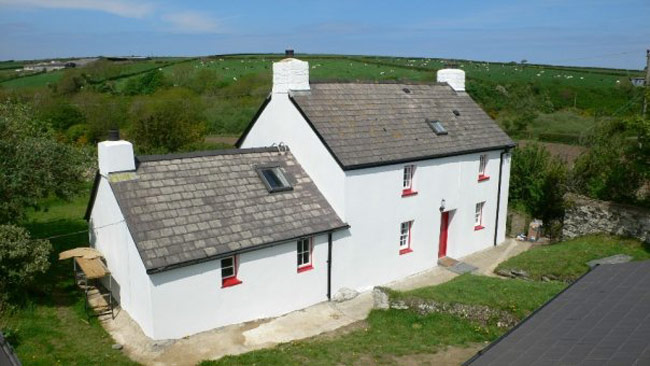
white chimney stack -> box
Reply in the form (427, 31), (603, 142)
(437, 69), (466, 92)
(272, 56), (310, 94)
(98, 129), (135, 175)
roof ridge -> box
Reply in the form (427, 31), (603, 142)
(136, 146), (289, 163)
(308, 80), (450, 86)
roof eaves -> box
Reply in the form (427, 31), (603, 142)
(84, 171), (101, 221)
(145, 223), (351, 274)
(342, 143), (517, 171)
(288, 95), (347, 170)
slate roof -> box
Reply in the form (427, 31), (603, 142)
(465, 261), (650, 366)
(289, 83), (515, 169)
(108, 147), (347, 273)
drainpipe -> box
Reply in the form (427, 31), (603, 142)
(327, 232), (333, 300)
(494, 148), (510, 246)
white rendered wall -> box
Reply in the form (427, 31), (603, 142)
(89, 178), (154, 337)
(148, 234), (331, 340)
(239, 95), (347, 220)
(331, 150), (507, 292)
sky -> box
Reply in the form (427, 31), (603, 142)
(1, 0), (649, 69)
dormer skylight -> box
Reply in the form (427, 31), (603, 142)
(426, 119), (448, 136)
(257, 166), (293, 193)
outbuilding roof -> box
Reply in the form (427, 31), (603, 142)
(108, 147), (347, 273)
(288, 82), (515, 169)
(464, 260), (650, 366)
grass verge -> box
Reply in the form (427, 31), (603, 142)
(395, 274), (565, 319)
(495, 234), (650, 281)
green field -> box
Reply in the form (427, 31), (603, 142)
(0, 54), (644, 145)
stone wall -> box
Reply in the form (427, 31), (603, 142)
(563, 194), (650, 243)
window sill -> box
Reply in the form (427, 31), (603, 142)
(478, 175), (490, 182)
(474, 225), (485, 231)
(399, 248), (413, 255)
(221, 277), (242, 288)
(297, 265), (313, 273)
(401, 190), (418, 197)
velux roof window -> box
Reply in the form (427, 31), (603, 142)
(257, 166), (293, 193)
(426, 119), (448, 135)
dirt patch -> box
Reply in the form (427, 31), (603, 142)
(352, 343), (486, 366)
(393, 343), (486, 366)
(205, 135), (238, 146)
(311, 320), (369, 340)
(518, 140), (587, 165)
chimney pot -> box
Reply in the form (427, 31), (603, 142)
(108, 129), (120, 141)
(285, 49), (294, 57)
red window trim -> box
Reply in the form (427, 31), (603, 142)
(474, 225), (485, 231)
(478, 175), (490, 182)
(399, 221), (413, 255)
(221, 255), (242, 288)
(401, 188), (418, 197)
(297, 237), (314, 273)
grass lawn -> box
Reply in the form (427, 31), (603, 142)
(202, 310), (498, 366)
(0, 190), (140, 366)
(396, 274), (566, 319)
(496, 235), (650, 281)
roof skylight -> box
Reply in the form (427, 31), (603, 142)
(257, 166), (293, 193)
(426, 119), (448, 136)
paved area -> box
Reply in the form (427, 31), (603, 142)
(100, 239), (531, 366)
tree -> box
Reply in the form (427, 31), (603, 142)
(510, 143), (568, 226)
(123, 69), (167, 96)
(73, 91), (127, 143)
(572, 116), (649, 205)
(0, 99), (87, 224)
(0, 224), (52, 303)
(128, 88), (206, 153)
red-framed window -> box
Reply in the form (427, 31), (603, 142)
(402, 165), (417, 196)
(297, 237), (313, 273)
(399, 220), (413, 254)
(221, 255), (242, 288)
(478, 154), (489, 181)
(474, 202), (485, 230)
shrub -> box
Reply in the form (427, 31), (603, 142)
(128, 88), (206, 153)
(510, 143), (568, 230)
(0, 224), (52, 305)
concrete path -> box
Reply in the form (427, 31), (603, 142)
(101, 239), (531, 366)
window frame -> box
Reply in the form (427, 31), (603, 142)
(221, 255), (242, 288)
(478, 154), (490, 181)
(297, 237), (314, 273)
(399, 220), (413, 255)
(402, 164), (417, 197)
(474, 202), (485, 230)
(256, 164), (293, 193)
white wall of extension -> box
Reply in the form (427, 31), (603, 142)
(89, 178), (155, 337)
(147, 232), (334, 340)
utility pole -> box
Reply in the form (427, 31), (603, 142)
(643, 50), (650, 118)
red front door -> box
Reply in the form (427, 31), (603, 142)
(438, 212), (449, 258)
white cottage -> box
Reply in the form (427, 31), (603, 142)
(86, 54), (514, 340)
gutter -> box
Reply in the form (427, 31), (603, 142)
(493, 148), (511, 246)
(146, 224), (350, 274)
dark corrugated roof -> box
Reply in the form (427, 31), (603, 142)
(465, 261), (650, 366)
(290, 83), (515, 169)
(109, 147), (346, 273)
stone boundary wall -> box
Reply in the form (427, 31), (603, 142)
(563, 194), (650, 243)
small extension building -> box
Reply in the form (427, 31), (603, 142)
(87, 54), (515, 340)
